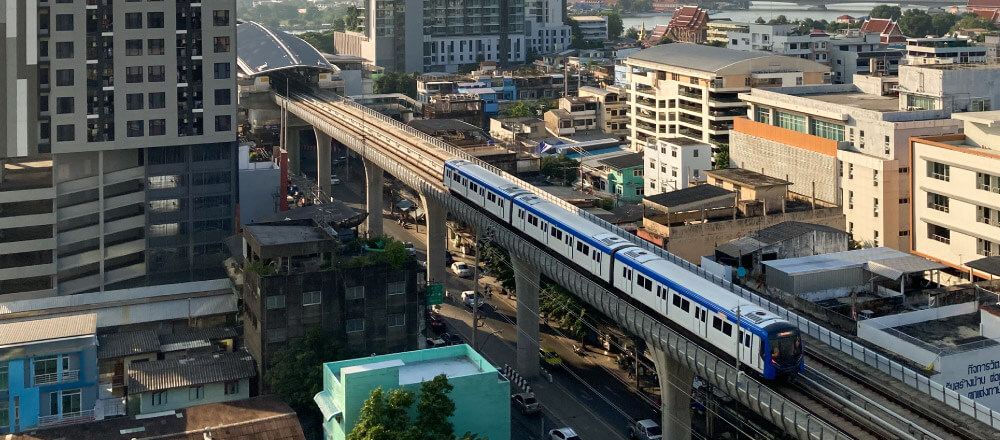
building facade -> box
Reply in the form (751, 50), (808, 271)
(126, 351), (254, 415)
(904, 38), (987, 65)
(826, 30), (902, 85)
(570, 16), (608, 41)
(732, 83), (961, 250)
(578, 85), (629, 139)
(707, 21), (750, 44)
(910, 112), (1000, 280)
(897, 63), (1000, 114)
(544, 96), (598, 136)
(0, 314), (99, 434)
(727, 24), (830, 64)
(0, 0), (238, 301)
(315, 345), (511, 440)
(624, 44), (830, 153)
(643, 136), (712, 195)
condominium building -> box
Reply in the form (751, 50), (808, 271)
(334, 0), (569, 73)
(706, 20), (750, 44)
(623, 44), (830, 153)
(727, 24), (831, 64)
(897, 63), (1000, 113)
(1, 1), (238, 301)
(570, 16), (608, 41)
(732, 83), (961, 250)
(904, 38), (987, 65)
(827, 30), (903, 84)
(643, 136), (712, 195)
(910, 112), (1000, 280)
(578, 85), (629, 138)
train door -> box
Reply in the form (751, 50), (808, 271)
(738, 330), (752, 366)
(694, 306), (707, 336)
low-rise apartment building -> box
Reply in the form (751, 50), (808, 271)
(570, 16), (609, 41)
(904, 38), (987, 65)
(643, 136), (712, 195)
(422, 94), (487, 129)
(910, 112), (1000, 280)
(585, 152), (645, 202)
(578, 86), (630, 139)
(731, 83), (961, 250)
(624, 44), (830, 153)
(897, 63), (1000, 113)
(727, 24), (830, 64)
(544, 96), (599, 136)
(126, 351), (255, 415)
(707, 21), (750, 44)
(827, 30), (903, 84)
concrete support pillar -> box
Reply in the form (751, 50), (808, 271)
(315, 128), (332, 200)
(650, 345), (694, 440)
(362, 158), (384, 238)
(512, 256), (540, 378)
(420, 194), (447, 286)
(287, 128), (301, 176)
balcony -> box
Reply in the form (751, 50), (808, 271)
(929, 203), (950, 213)
(39, 409), (94, 427)
(678, 89), (703, 100)
(36, 369), (80, 386)
(928, 234), (950, 244)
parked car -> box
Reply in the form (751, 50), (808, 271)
(429, 314), (446, 333)
(330, 174), (341, 185)
(548, 427), (581, 440)
(511, 392), (541, 415)
(441, 333), (462, 345)
(451, 262), (473, 278)
(627, 419), (662, 440)
(404, 242), (417, 256)
(539, 348), (563, 366)
(426, 336), (448, 348)
(461, 291), (485, 309)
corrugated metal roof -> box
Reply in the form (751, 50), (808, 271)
(627, 43), (770, 72)
(763, 247), (943, 277)
(128, 351), (256, 393)
(969, 256), (1000, 276)
(97, 330), (160, 359)
(0, 313), (96, 346)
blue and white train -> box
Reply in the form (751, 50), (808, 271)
(444, 159), (804, 379)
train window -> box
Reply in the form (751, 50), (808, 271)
(551, 227), (558, 237)
(582, 244), (590, 255)
(672, 294), (681, 307)
(541, 223), (547, 232)
(453, 173), (461, 182)
(596, 253), (601, 263)
(622, 267), (628, 278)
(722, 322), (733, 336)
(701, 311), (707, 322)
(576, 241), (582, 252)
(712, 317), (722, 331)
(680, 298), (690, 312)
(499, 200), (504, 208)
(518, 209), (524, 219)
(745, 336), (751, 347)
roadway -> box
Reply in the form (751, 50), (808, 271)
(293, 158), (678, 440)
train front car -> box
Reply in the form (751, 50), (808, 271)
(762, 322), (804, 377)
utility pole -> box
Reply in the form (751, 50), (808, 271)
(471, 227), (482, 350)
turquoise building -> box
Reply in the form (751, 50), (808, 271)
(598, 152), (645, 203)
(314, 345), (510, 440)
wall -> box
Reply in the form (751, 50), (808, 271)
(238, 166), (281, 225)
(730, 126), (840, 204)
(936, 344), (1000, 411)
(857, 302), (977, 369)
(135, 378), (249, 414)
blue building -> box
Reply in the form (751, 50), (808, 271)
(0, 314), (99, 434)
(456, 82), (500, 119)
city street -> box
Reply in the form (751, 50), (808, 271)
(293, 158), (662, 439)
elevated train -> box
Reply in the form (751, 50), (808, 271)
(444, 159), (803, 379)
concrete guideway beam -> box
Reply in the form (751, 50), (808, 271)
(275, 93), (850, 440)
(362, 158), (384, 238)
(315, 128), (332, 200)
(650, 345), (694, 439)
(420, 193), (447, 286)
(512, 256), (540, 378)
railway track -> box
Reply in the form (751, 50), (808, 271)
(276, 87), (965, 440)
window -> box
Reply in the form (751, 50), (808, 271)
(149, 92), (166, 109)
(978, 206), (999, 227)
(775, 111), (806, 133)
(190, 386), (204, 400)
(215, 115), (231, 132)
(873, 198), (879, 217)
(127, 120), (144, 137)
(151, 391), (167, 406)
(0, 363), (7, 391)
(859, 130), (865, 148)
(126, 93), (144, 110)
(722, 322), (733, 336)
(147, 12), (164, 28)
(927, 161), (949, 181)
(712, 316), (723, 330)
(213, 10), (230, 26)
(632, 168), (643, 177)
(148, 39), (165, 55)
(224, 381), (240, 395)
(265, 328), (286, 343)
(55, 14), (73, 31)
(125, 12), (142, 29)
(265, 295), (285, 309)
(126, 39), (142, 56)
(56, 97), (74, 114)
(848, 190), (854, 209)
(57, 124), (74, 141)
(754, 106), (770, 124)
(56, 69), (74, 86)
(978, 172), (1000, 194)
(927, 192), (949, 213)
(126, 66), (143, 83)
(809, 119), (845, 141)
(56, 41), (73, 59)
(149, 119), (166, 136)
(388, 313), (406, 327)
(848, 163), (854, 179)
(148, 65), (165, 82)
(973, 99), (991, 112)
(906, 94), (936, 110)
(214, 89), (231, 106)
(873, 170), (879, 187)
(214, 36), (231, 53)
(346, 286), (364, 300)
(884, 135), (891, 155)
(693, 149), (699, 158)
(346, 318), (364, 333)
(0, 401), (6, 429)
(979, 238), (999, 256)
(302, 291), (322, 306)
(927, 223), (950, 244)
(214, 63), (231, 79)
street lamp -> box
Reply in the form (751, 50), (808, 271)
(476, 328), (503, 352)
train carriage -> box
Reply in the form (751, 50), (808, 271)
(444, 160), (530, 221)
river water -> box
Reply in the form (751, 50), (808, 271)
(620, 1), (927, 29)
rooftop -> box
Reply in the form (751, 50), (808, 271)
(97, 330), (160, 359)
(716, 221), (846, 258)
(798, 91), (899, 112)
(0, 313), (96, 347)
(656, 136), (708, 146)
(244, 224), (331, 247)
(968, 256), (1000, 277)
(236, 21), (335, 76)
(644, 184), (734, 209)
(706, 168), (790, 187)
(410, 118), (485, 134)
(598, 152), (644, 170)
(398, 356), (484, 385)
(128, 351), (257, 393)
(628, 43), (771, 72)
(891, 312), (990, 351)
(254, 201), (367, 228)
(763, 247), (944, 279)
(9, 396), (304, 440)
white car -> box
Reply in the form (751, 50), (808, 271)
(451, 262), (473, 278)
(461, 291), (485, 309)
(549, 428), (581, 440)
(404, 242), (417, 256)
(330, 174), (341, 185)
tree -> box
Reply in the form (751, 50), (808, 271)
(540, 155), (579, 185)
(870, 5), (902, 20)
(539, 283), (596, 342)
(348, 375), (486, 440)
(899, 9), (933, 38)
(754, 16), (766, 25)
(299, 30), (335, 54)
(413, 375), (456, 439)
(600, 11), (625, 39)
(657, 35), (673, 45)
(713, 142), (730, 169)
(951, 12), (997, 32)
(931, 13), (959, 36)
(767, 15), (789, 25)
(374, 71), (418, 98)
(624, 26), (640, 40)
(480, 242), (514, 291)
(500, 102), (538, 118)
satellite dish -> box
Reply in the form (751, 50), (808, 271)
(736, 267), (748, 277)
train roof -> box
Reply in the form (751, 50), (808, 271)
(615, 248), (782, 331)
(447, 160), (530, 199)
(514, 195), (633, 253)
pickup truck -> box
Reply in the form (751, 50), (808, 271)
(627, 419), (662, 440)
